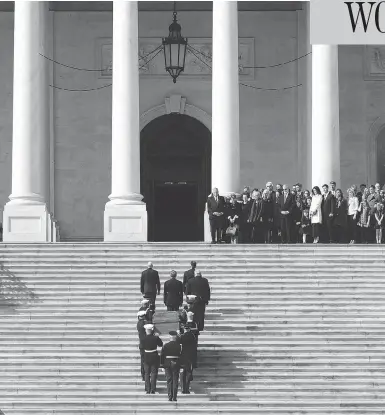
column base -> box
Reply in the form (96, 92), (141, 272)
(104, 203), (147, 242)
(2, 202), (52, 242)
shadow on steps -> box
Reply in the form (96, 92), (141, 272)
(0, 262), (41, 309)
(188, 346), (251, 401)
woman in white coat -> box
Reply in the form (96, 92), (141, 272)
(310, 186), (323, 244)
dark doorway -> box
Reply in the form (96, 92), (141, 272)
(153, 182), (199, 241)
(140, 114), (211, 242)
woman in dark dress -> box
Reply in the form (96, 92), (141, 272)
(334, 189), (348, 243)
(239, 192), (252, 243)
(225, 193), (241, 244)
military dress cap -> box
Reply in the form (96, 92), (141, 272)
(187, 311), (194, 316)
(169, 330), (178, 336)
(144, 324), (154, 331)
(141, 298), (150, 304)
(137, 310), (147, 317)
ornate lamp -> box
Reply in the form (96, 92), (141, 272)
(162, 2), (188, 83)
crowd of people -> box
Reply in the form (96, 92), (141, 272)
(207, 181), (385, 244)
(137, 261), (211, 402)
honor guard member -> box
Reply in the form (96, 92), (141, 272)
(185, 270), (211, 332)
(178, 304), (189, 327)
(179, 324), (197, 394)
(137, 310), (148, 381)
(140, 324), (163, 394)
(161, 330), (182, 402)
(139, 298), (153, 322)
(182, 311), (199, 368)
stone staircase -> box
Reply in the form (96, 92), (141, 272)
(0, 243), (385, 414)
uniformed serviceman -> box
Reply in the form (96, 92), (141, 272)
(179, 324), (197, 394)
(137, 310), (148, 381)
(182, 311), (199, 368)
(185, 270), (211, 332)
(161, 330), (182, 402)
(139, 298), (153, 322)
(140, 323), (163, 394)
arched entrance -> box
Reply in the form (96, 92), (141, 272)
(140, 114), (212, 242)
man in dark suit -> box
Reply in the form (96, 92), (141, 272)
(248, 190), (263, 243)
(164, 270), (183, 311)
(185, 270), (210, 332)
(278, 184), (295, 243)
(183, 261), (197, 293)
(140, 262), (160, 311)
(321, 184), (336, 243)
(207, 187), (226, 243)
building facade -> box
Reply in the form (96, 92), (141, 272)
(0, 1), (384, 242)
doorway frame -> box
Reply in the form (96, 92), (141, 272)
(140, 97), (212, 242)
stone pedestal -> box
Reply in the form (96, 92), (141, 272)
(104, 204), (147, 242)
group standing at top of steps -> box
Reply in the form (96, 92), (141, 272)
(137, 261), (211, 402)
(208, 181), (385, 245)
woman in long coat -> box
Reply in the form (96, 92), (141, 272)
(310, 186), (323, 244)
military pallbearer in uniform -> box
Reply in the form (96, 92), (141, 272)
(185, 270), (211, 331)
(140, 323), (163, 394)
(180, 313), (198, 393)
(161, 330), (182, 402)
(137, 310), (148, 381)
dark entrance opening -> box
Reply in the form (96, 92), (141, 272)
(140, 114), (211, 242)
(153, 182), (199, 241)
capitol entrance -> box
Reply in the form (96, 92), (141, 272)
(140, 114), (211, 242)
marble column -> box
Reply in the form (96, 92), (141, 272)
(311, 45), (340, 188)
(211, 0), (240, 197)
(3, 1), (53, 242)
(104, 0), (147, 241)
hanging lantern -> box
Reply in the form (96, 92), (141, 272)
(162, 2), (188, 83)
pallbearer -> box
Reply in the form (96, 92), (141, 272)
(161, 330), (182, 402)
(140, 323), (163, 394)
(137, 310), (148, 381)
(182, 311), (199, 368)
(179, 320), (198, 393)
(139, 298), (153, 322)
(185, 270), (211, 331)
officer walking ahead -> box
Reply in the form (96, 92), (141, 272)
(140, 324), (163, 394)
(161, 330), (182, 402)
(179, 322), (197, 394)
(163, 270), (183, 311)
(140, 262), (160, 311)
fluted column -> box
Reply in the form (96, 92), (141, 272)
(3, 1), (52, 242)
(211, 0), (240, 196)
(311, 45), (340, 188)
(104, 0), (147, 241)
